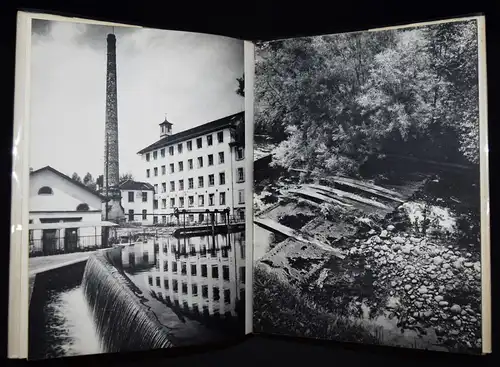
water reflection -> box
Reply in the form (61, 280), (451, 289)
(120, 231), (246, 322)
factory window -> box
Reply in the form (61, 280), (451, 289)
(142, 192), (148, 202)
(153, 151), (158, 160)
(197, 157), (203, 168)
(160, 148), (165, 158)
(128, 192), (134, 202)
(169, 146), (174, 156)
(76, 203), (89, 211)
(188, 178), (194, 189)
(198, 176), (204, 188)
(179, 179), (184, 191)
(161, 165), (166, 175)
(218, 152), (224, 164)
(219, 172), (225, 185)
(169, 163), (174, 173)
(146, 153), (150, 162)
(154, 167), (158, 176)
(187, 140), (192, 151)
(217, 131), (224, 143)
(177, 143), (183, 153)
(178, 161), (183, 172)
(196, 138), (202, 149)
(219, 192), (226, 205)
(237, 167), (244, 182)
(38, 186), (53, 195)
(207, 134), (213, 146)
(142, 209), (147, 220)
(208, 154), (214, 166)
(146, 169), (150, 178)
(236, 147), (244, 160)
(208, 174), (215, 186)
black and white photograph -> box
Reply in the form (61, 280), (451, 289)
(252, 18), (485, 353)
(27, 18), (246, 359)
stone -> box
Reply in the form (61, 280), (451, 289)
(380, 230), (389, 238)
(415, 301), (423, 308)
(449, 330), (460, 336)
(442, 263), (450, 269)
(373, 236), (382, 244)
(464, 262), (473, 268)
(393, 236), (405, 244)
(402, 246), (412, 254)
(450, 304), (462, 314)
(470, 317), (478, 323)
(387, 225), (395, 231)
(453, 260), (463, 270)
(423, 310), (433, 318)
(410, 237), (420, 243)
(404, 284), (412, 291)
(368, 229), (376, 235)
(435, 326), (446, 336)
(439, 301), (449, 307)
(418, 286), (428, 294)
(466, 252), (472, 257)
(411, 279), (417, 284)
(474, 262), (481, 272)
(433, 256), (444, 265)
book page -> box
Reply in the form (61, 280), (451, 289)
(12, 11), (248, 360)
(251, 16), (491, 354)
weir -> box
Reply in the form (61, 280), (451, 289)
(81, 251), (173, 353)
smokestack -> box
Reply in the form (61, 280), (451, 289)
(103, 33), (124, 222)
(104, 33), (119, 191)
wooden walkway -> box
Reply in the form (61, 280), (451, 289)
(253, 217), (345, 259)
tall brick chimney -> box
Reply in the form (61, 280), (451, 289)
(103, 33), (124, 222)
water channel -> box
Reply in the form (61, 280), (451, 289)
(28, 230), (246, 359)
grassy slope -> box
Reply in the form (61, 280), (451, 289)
(253, 265), (379, 345)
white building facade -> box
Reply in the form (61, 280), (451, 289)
(119, 180), (155, 224)
(137, 112), (246, 225)
(29, 166), (105, 255)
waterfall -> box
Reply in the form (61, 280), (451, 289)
(81, 251), (173, 353)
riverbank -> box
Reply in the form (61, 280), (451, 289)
(253, 164), (482, 353)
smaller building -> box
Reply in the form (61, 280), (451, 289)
(119, 180), (155, 224)
(29, 166), (108, 256)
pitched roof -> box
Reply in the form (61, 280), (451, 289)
(119, 179), (154, 191)
(30, 166), (105, 200)
(137, 111), (244, 155)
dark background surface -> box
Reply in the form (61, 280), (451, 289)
(0, 0), (498, 366)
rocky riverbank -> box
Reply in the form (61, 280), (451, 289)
(304, 223), (482, 352)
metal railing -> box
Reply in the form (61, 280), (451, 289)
(122, 212), (245, 228)
(29, 234), (112, 257)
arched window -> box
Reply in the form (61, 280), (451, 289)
(38, 186), (53, 195)
(76, 203), (89, 211)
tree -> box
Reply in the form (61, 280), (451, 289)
(71, 172), (82, 183)
(120, 173), (134, 183)
(83, 172), (96, 191)
(236, 74), (245, 97)
(255, 20), (479, 177)
(96, 175), (103, 188)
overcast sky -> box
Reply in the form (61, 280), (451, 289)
(29, 19), (244, 182)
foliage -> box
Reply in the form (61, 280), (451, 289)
(71, 172), (82, 182)
(253, 265), (379, 344)
(255, 20), (479, 176)
(236, 74), (244, 97)
(120, 173), (134, 183)
(83, 172), (96, 191)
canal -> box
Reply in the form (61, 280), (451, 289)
(28, 230), (246, 359)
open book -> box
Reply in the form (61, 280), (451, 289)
(8, 11), (491, 360)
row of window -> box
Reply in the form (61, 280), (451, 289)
(146, 149), (244, 178)
(152, 189), (245, 210)
(149, 265), (245, 286)
(146, 131), (228, 162)
(150, 277), (233, 304)
(127, 205), (246, 222)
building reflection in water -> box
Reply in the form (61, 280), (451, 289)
(120, 231), (246, 321)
